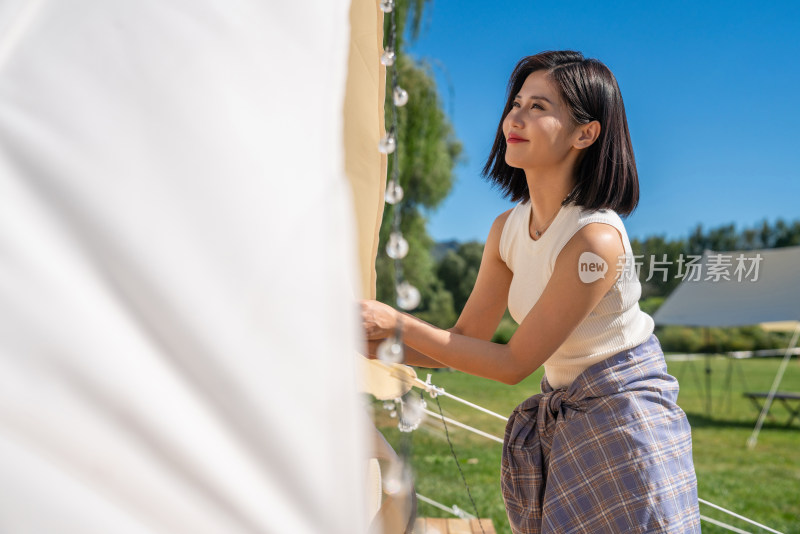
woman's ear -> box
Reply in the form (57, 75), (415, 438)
(573, 120), (601, 149)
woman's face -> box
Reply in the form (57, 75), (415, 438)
(502, 70), (580, 171)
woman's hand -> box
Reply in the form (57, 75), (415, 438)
(360, 299), (400, 340)
(360, 301), (448, 367)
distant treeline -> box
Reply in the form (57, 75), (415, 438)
(632, 218), (800, 299)
(414, 218), (800, 353)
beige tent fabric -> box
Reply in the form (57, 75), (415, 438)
(760, 321), (800, 332)
(344, 3), (422, 532)
(346, 0), (417, 402)
(344, 0), (387, 300)
(359, 358), (418, 400)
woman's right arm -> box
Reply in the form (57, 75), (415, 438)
(449, 208), (514, 341)
(368, 209), (514, 367)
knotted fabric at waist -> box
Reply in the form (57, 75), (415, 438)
(500, 333), (701, 533)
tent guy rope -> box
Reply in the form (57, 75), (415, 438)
(416, 374), (787, 533)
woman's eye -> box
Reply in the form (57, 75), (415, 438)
(511, 101), (542, 110)
(511, 101), (543, 110)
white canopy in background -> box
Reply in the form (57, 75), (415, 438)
(652, 245), (800, 448)
(0, 1), (365, 533)
(652, 246), (800, 327)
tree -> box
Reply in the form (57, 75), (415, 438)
(630, 235), (688, 298)
(376, 1), (463, 328)
(437, 241), (483, 314)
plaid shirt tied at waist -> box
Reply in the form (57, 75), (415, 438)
(501, 334), (701, 534)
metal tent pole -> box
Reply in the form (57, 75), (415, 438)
(747, 323), (800, 449)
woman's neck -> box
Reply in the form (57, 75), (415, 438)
(526, 171), (577, 236)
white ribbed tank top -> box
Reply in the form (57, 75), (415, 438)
(499, 200), (654, 388)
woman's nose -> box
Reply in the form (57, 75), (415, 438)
(506, 108), (523, 128)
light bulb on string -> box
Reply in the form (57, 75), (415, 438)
(378, 132), (396, 154)
(377, 336), (404, 364)
(380, 48), (396, 67)
(384, 179), (404, 204)
(379, 0), (394, 13)
(386, 231), (409, 259)
(398, 394), (426, 432)
(396, 280), (421, 310)
(382, 458), (412, 496)
(393, 86), (409, 107)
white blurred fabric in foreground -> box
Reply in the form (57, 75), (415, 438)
(0, 1), (365, 532)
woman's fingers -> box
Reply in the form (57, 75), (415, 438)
(359, 299), (397, 340)
(360, 301), (381, 339)
(364, 325), (389, 341)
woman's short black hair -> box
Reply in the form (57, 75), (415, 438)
(481, 50), (639, 216)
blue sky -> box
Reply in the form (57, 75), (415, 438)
(403, 0), (800, 244)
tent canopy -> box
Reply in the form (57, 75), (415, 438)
(652, 246), (800, 328)
(759, 321), (800, 332)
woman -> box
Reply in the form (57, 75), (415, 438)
(361, 50), (701, 533)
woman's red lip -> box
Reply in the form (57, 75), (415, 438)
(507, 138), (528, 143)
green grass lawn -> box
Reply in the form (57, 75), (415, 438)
(372, 355), (800, 533)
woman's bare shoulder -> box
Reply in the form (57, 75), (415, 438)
(484, 206), (518, 263)
(491, 206), (516, 233)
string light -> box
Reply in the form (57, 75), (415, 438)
(398, 393), (426, 432)
(384, 180), (404, 204)
(378, 131), (397, 154)
(385, 231), (409, 260)
(375, 0), (425, 511)
(377, 0), (420, 336)
(376, 336), (404, 364)
(393, 86), (409, 107)
(396, 280), (421, 311)
(380, 48), (396, 67)
(379, 0), (394, 14)
(373, 5), (487, 531)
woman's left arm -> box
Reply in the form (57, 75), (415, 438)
(362, 223), (626, 385)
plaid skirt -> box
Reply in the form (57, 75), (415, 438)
(502, 334), (701, 533)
